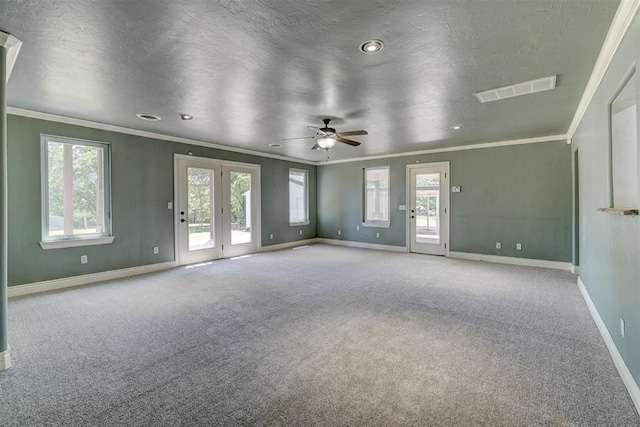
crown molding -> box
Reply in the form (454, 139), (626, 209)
(9, 106), (570, 168)
(319, 134), (568, 166)
(7, 107), (317, 166)
(0, 31), (22, 83)
(567, 0), (640, 137)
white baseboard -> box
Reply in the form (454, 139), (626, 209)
(449, 251), (573, 271)
(8, 261), (178, 298)
(572, 265), (580, 275)
(259, 238), (319, 253)
(0, 349), (11, 371)
(578, 277), (640, 415)
(316, 238), (407, 253)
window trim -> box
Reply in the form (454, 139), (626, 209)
(289, 168), (309, 226)
(606, 64), (638, 212)
(39, 236), (115, 250)
(40, 134), (113, 248)
(363, 166), (391, 227)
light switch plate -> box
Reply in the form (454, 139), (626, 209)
(452, 186), (461, 193)
(399, 205), (406, 211)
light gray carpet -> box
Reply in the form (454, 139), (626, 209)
(2, 244), (639, 426)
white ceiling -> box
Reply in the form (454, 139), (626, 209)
(2, 0), (621, 162)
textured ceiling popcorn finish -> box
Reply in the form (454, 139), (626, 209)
(1, 0), (620, 161)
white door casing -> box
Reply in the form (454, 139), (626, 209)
(174, 155), (260, 265)
(406, 162), (450, 256)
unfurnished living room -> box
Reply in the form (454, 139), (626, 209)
(0, 1), (639, 425)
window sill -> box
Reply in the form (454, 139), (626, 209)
(598, 207), (639, 216)
(39, 236), (115, 250)
(362, 222), (390, 229)
(290, 221), (310, 227)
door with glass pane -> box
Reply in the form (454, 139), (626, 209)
(221, 164), (258, 258)
(408, 163), (449, 256)
(176, 157), (223, 265)
(175, 156), (259, 265)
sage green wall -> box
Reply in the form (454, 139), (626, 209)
(572, 10), (640, 387)
(7, 115), (316, 286)
(318, 140), (572, 262)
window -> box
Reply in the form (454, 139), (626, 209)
(610, 69), (637, 209)
(289, 169), (308, 225)
(41, 135), (112, 248)
(364, 167), (390, 226)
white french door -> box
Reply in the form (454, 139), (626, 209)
(407, 162), (450, 256)
(175, 155), (260, 265)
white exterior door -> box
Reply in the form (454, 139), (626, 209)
(220, 164), (259, 258)
(175, 155), (260, 265)
(408, 162), (450, 256)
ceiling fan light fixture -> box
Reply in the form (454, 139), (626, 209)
(359, 39), (384, 54)
(317, 137), (337, 149)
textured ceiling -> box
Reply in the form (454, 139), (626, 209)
(1, 0), (620, 162)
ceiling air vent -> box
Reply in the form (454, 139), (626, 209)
(475, 75), (557, 103)
(136, 113), (162, 121)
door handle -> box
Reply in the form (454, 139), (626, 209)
(180, 219), (186, 223)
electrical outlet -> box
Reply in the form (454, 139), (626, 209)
(80, 255), (88, 264)
(167, 201), (173, 209)
(269, 233), (273, 239)
(337, 229), (341, 235)
(153, 246), (159, 254)
(496, 242), (501, 249)
(516, 243), (522, 251)
(356, 225), (360, 231)
(376, 232), (380, 238)
(299, 229), (303, 235)
(621, 318), (625, 337)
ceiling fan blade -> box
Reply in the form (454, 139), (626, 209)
(337, 136), (361, 147)
(337, 130), (368, 137)
(307, 126), (328, 136)
(281, 136), (316, 141)
(311, 143), (320, 150)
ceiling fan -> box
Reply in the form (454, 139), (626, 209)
(283, 119), (368, 150)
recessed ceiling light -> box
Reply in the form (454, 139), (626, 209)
(268, 143), (283, 148)
(451, 124), (463, 130)
(136, 113), (161, 121)
(359, 39), (384, 54)
(180, 114), (194, 121)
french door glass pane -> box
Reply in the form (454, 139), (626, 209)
(187, 167), (215, 251)
(415, 172), (440, 244)
(230, 171), (252, 245)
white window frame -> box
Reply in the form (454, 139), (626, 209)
(40, 135), (114, 249)
(289, 168), (309, 226)
(608, 66), (638, 210)
(363, 166), (390, 228)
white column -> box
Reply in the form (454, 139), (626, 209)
(1, 31), (23, 372)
